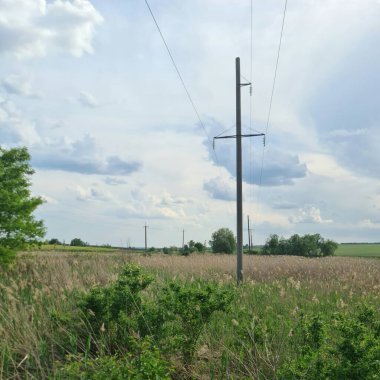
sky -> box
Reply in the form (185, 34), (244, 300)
(1, 0), (380, 247)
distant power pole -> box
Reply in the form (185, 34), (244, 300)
(247, 215), (251, 254)
(144, 223), (148, 255)
(213, 57), (265, 284)
(182, 229), (185, 249)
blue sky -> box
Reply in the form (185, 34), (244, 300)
(1, 0), (379, 247)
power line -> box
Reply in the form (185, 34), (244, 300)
(264, 0), (288, 136)
(143, 0), (217, 162)
(249, 0), (254, 202)
(255, 0), (288, 222)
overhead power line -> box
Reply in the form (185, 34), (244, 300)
(143, 0), (217, 162)
(257, 0), (288, 189)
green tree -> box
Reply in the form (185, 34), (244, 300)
(0, 147), (45, 266)
(262, 233), (338, 257)
(49, 238), (61, 245)
(210, 228), (235, 254)
(70, 238), (87, 247)
(194, 241), (206, 253)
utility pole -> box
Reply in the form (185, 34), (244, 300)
(182, 229), (185, 249)
(213, 57), (265, 284)
(144, 223), (148, 256)
(236, 57), (243, 283)
(247, 215), (251, 254)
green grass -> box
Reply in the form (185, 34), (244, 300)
(38, 244), (130, 253)
(336, 243), (380, 257)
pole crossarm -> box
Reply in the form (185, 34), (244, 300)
(214, 133), (264, 140)
(213, 133), (265, 149)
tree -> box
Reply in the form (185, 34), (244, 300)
(49, 238), (61, 245)
(210, 228), (235, 254)
(70, 238), (87, 247)
(0, 147), (45, 266)
(194, 242), (206, 253)
(262, 233), (339, 257)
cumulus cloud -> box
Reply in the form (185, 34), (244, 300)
(109, 188), (188, 221)
(203, 176), (235, 201)
(77, 91), (98, 108)
(289, 206), (332, 224)
(307, 29), (380, 179)
(103, 177), (127, 186)
(203, 119), (307, 186)
(0, 97), (41, 144)
(0, 0), (103, 59)
(2, 74), (40, 97)
(74, 185), (112, 202)
(31, 134), (142, 176)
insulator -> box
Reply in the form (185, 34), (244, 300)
(249, 85), (252, 96)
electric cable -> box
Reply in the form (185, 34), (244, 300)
(144, 0), (218, 162)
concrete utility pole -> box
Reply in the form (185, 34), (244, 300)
(247, 215), (251, 254)
(236, 57), (244, 283)
(213, 57), (265, 284)
(144, 223), (148, 256)
(182, 229), (185, 249)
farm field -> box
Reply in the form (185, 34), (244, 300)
(1, 251), (379, 379)
(335, 243), (380, 258)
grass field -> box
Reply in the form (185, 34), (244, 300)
(1, 250), (379, 379)
(335, 243), (380, 257)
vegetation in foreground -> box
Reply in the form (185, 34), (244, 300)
(1, 252), (379, 379)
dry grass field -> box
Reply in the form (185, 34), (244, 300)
(1, 251), (379, 379)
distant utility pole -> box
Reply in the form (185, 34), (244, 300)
(247, 215), (251, 254)
(213, 57), (265, 284)
(182, 229), (185, 249)
(144, 223), (148, 255)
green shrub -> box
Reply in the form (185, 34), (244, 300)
(278, 305), (380, 379)
(157, 279), (234, 364)
(52, 263), (234, 371)
(55, 338), (172, 380)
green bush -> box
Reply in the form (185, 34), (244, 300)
(278, 305), (380, 379)
(157, 279), (234, 364)
(55, 338), (172, 380)
(51, 263), (234, 372)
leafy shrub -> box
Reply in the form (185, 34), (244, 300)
(157, 279), (234, 364)
(55, 338), (172, 380)
(278, 305), (380, 379)
(0, 247), (16, 267)
(78, 264), (154, 353)
(52, 263), (233, 372)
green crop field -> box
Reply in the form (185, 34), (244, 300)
(336, 243), (380, 257)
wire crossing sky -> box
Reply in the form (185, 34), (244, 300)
(0, 0), (379, 247)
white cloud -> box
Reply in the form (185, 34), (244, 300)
(0, 98), (41, 144)
(203, 176), (235, 201)
(74, 185), (112, 202)
(2, 73), (40, 97)
(40, 194), (58, 204)
(289, 206), (332, 225)
(0, 0), (103, 59)
(77, 91), (98, 108)
(358, 219), (380, 230)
